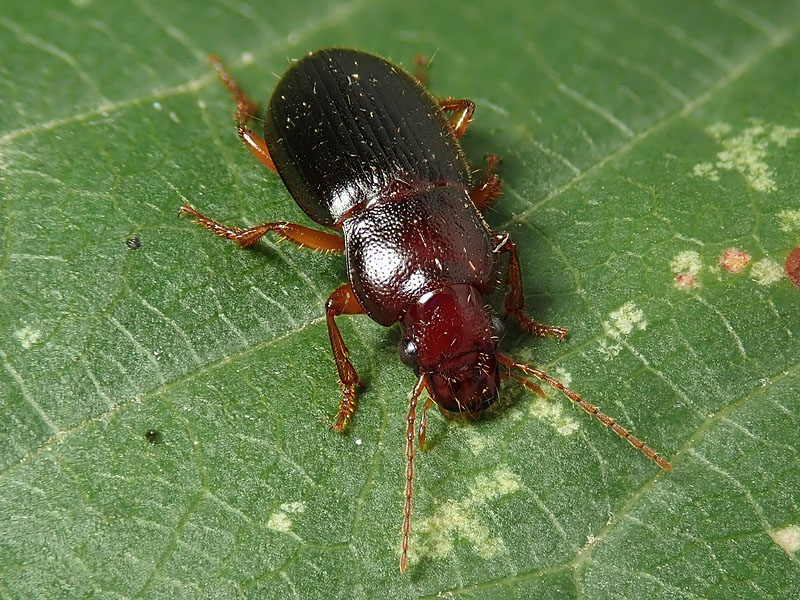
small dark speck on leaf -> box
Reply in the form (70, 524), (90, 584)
(786, 247), (800, 290)
(126, 236), (142, 250)
(145, 429), (162, 445)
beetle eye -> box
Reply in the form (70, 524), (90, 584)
(399, 339), (418, 367)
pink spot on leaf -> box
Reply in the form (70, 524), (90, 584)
(674, 273), (697, 289)
(720, 248), (751, 273)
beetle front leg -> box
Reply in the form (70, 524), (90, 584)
(493, 232), (568, 341)
(178, 204), (345, 252)
(210, 54), (278, 173)
(326, 283), (365, 431)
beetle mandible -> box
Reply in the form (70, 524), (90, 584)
(179, 48), (671, 572)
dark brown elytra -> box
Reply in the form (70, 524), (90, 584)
(178, 48), (672, 573)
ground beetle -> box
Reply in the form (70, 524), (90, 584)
(179, 48), (671, 572)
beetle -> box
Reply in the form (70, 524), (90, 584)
(179, 48), (671, 572)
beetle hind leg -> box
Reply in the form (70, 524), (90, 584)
(209, 54), (278, 173)
(178, 204), (345, 252)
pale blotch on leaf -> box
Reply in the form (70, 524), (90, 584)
(778, 209), (800, 233)
(466, 429), (490, 456)
(750, 258), (783, 286)
(599, 301), (646, 359)
(14, 326), (42, 350)
(670, 250), (702, 290)
(692, 120), (800, 192)
(692, 162), (719, 181)
(770, 525), (800, 555)
(411, 467), (521, 565)
(267, 501), (306, 533)
(530, 368), (580, 436)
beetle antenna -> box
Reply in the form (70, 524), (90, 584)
(401, 374), (428, 573)
(497, 353), (672, 470)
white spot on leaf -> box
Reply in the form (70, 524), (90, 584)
(778, 209), (800, 233)
(750, 258), (783, 286)
(605, 302), (647, 339)
(599, 302), (646, 359)
(267, 501), (306, 533)
(692, 120), (799, 192)
(771, 525), (800, 555)
(530, 368), (579, 435)
(14, 326), (42, 349)
(412, 467), (521, 566)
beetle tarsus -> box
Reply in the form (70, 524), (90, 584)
(331, 380), (359, 432)
(413, 55), (430, 86)
(209, 53), (260, 124)
(209, 53), (279, 173)
(178, 204), (345, 251)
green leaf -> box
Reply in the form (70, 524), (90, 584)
(2, 1), (799, 598)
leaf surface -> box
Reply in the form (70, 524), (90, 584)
(2, 1), (800, 598)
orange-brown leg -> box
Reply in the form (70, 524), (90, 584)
(498, 353), (672, 470)
(401, 374), (429, 573)
(209, 54), (277, 173)
(414, 55), (430, 87)
(493, 232), (568, 341)
(326, 284), (365, 432)
(411, 56), (474, 139)
(417, 397), (435, 451)
(471, 154), (503, 211)
(178, 204), (344, 252)
(438, 98), (475, 139)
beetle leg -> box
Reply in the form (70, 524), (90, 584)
(437, 98), (475, 138)
(413, 55), (430, 87)
(401, 373), (429, 573)
(326, 284), (365, 432)
(178, 204), (344, 252)
(471, 154), (503, 211)
(238, 126), (277, 173)
(209, 54), (278, 173)
(497, 353), (672, 471)
(417, 397), (435, 451)
(493, 232), (568, 341)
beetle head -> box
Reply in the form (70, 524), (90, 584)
(400, 284), (499, 414)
